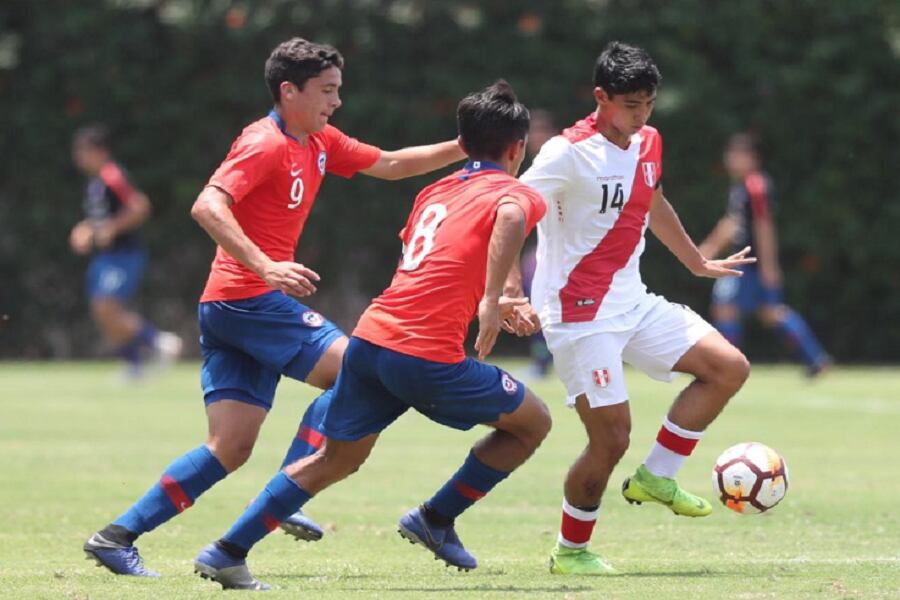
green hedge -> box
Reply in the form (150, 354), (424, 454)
(1, 0), (898, 360)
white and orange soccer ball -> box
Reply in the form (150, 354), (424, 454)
(712, 442), (789, 514)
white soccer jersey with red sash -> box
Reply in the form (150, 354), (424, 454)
(521, 114), (662, 326)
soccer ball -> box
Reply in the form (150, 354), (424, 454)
(712, 442), (788, 514)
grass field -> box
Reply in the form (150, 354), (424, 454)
(2, 361), (899, 599)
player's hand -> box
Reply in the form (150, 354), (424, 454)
(261, 261), (320, 298)
(474, 296), (507, 361)
(500, 297), (541, 336)
(692, 246), (756, 279)
(69, 221), (94, 255)
(93, 222), (116, 249)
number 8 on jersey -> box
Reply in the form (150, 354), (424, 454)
(401, 203), (447, 271)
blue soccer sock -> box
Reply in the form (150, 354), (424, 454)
(117, 337), (144, 367)
(112, 445), (227, 538)
(714, 318), (743, 347)
(280, 389), (332, 469)
(426, 450), (510, 521)
(135, 322), (159, 348)
(221, 471), (312, 553)
(776, 309), (828, 367)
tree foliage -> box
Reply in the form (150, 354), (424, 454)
(1, 0), (898, 360)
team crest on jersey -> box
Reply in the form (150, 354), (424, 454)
(317, 151), (327, 175)
(642, 162), (658, 188)
(501, 372), (519, 395)
(301, 310), (325, 327)
(592, 368), (611, 388)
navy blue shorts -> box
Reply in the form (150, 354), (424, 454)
(86, 248), (147, 301)
(199, 291), (345, 411)
(711, 265), (783, 312)
(322, 337), (526, 441)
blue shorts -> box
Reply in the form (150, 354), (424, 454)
(711, 265), (782, 313)
(322, 337), (526, 441)
(86, 248), (147, 301)
(199, 291), (345, 411)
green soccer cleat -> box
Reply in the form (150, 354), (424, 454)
(621, 465), (713, 517)
(549, 544), (616, 575)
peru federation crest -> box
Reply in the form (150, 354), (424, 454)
(592, 368), (611, 388)
(642, 162), (657, 188)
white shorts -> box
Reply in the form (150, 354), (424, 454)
(543, 295), (715, 408)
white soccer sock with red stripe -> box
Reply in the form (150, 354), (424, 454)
(558, 498), (599, 549)
(643, 416), (704, 479)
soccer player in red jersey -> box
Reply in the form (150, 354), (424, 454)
(84, 37), (466, 579)
(70, 125), (183, 377)
(193, 81), (550, 589)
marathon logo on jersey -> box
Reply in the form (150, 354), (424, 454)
(592, 368), (611, 388)
(501, 372), (519, 395)
(642, 162), (658, 188)
(317, 151), (327, 175)
(575, 298), (596, 307)
(301, 310), (325, 328)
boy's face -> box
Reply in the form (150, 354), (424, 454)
(72, 141), (107, 175)
(724, 145), (757, 179)
(280, 66), (343, 134)
(596, 88), (656, 137)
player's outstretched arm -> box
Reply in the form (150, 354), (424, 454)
(649, 188), (755, 279)
(360, 139), (465, 181)
(475, 202), (534, 360)
(752, 212), (782, 288)
(191, 186), (320, 297)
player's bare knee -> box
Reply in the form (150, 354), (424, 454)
(324, 439), (373, 480)
(588, 424), (629, 464)
(208, 440), (254, 473)
(516, 393), (552, 451)
(712, 348), (750, 395)
(91, 298), (120, 322)
(530, 397), (552, 445)
(758, 305), (786, 328)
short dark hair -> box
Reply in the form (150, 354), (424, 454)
(73, 124), (110, 150)
(265, 37), (344, 102)
(593, 41), (661, 97)
(727, 132), (760, 157)
(457, 80), (530, 161)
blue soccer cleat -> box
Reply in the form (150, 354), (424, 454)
(83, 532), (160, 577)
(279, 509), (324, 542)
(194, 543), (270, 591)
(397, 506), (477, 571)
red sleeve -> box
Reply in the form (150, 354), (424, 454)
(745, 173), (770, 220)
(323, 125), (381, 178)
(208, 129), (282, 203)
(99, 163), (136, 205)
(498, 186), (547, 234)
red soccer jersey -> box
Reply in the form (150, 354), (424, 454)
(353, 161), (547, 363)
(200, 111), (381, 302)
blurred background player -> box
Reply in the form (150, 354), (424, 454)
(69, 125), (182, 378)
(517, 109), (557, 379)
(699, 133), (831, 376)
(192, 81), (549, 590)
(82, 37), (465, 579)
(521, 42), (754, 575)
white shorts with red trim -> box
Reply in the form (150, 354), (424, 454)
(543, 294), (715, 408)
